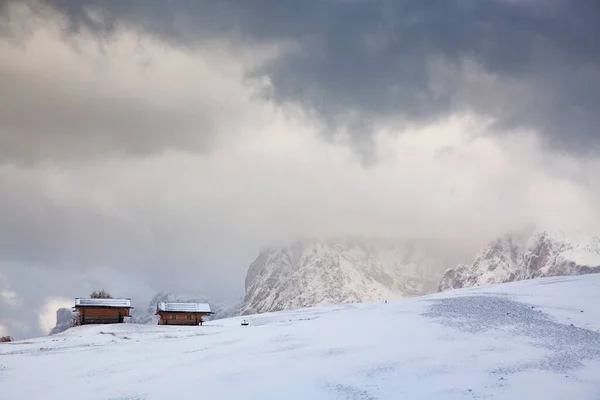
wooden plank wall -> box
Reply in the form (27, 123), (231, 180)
(76, 307), (131, 324)
(157, 312), (210, 326)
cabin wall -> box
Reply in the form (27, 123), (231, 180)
(157, 312), (210, 326)
(75, 307), (131, 325)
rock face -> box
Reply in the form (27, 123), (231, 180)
(439, 231), (600, 291)
(242, 239), (445, 315)
(49, 308), (76, 335)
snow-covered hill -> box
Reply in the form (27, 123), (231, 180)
(2, 275), (600, 399)
(439, 231), (600, 291)
(242, 239), (445, 315)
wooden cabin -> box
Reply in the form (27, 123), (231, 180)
(73, 298), (133, 325)
(155, 302), (212, 326)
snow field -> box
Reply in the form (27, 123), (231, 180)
(1, 274), (600, 399)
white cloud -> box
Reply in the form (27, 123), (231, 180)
(0, 289), (19, 306)
(0, 273), (20, 307)
(3, 112), (598, 264)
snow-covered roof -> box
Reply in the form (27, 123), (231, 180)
(75, 298), (132, 308)
(157, 302), (212, 313)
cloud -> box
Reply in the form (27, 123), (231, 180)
(0, 2), (288, 164)
(9, 0), (599, 156)
(0, 271), (30, 338)
(0, 1), (598, 339)
(1, 289), (19, 307)
(0, 273), (19, 307)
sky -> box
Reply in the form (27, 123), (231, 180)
(0, 0), (599, 339)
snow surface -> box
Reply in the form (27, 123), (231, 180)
(157, 302), (212, 313)
(3, 275), (600, 399)
(75, 298), (132, 308)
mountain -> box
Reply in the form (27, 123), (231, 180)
(242, 238), (446, 315)
(48, 308), (76, 335)
(439, 231), (600, 291)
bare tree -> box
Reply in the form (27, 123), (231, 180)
(90, 289), (113, 299)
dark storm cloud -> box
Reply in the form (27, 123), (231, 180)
(20, 0), (600, 154)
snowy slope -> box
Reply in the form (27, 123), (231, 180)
(439, 231), (600, 291)
(3, 275), (600, 400)
(242, 239), (444, 315)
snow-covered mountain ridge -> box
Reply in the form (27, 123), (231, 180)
(242, 238), (446, 315)
(439, 231), (600, 291)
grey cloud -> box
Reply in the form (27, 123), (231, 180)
(19, 0), (600, 154)
(0, 50), (219, 164)
(0, 173), (251, 285)
(0, 1), (280, 164)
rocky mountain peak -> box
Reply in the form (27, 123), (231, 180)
(48, 308), (76, 335)
(242, 238), (447, 315)
(439, 231), (600, 291)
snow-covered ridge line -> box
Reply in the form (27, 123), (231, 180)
(439, 231), (600, 291)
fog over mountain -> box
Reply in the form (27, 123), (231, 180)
(1, 0), (599, 339)
(242, 238), (454, 315)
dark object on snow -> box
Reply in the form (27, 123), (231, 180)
(241, 320), (249, 326)
(0, 336), (13, 343)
